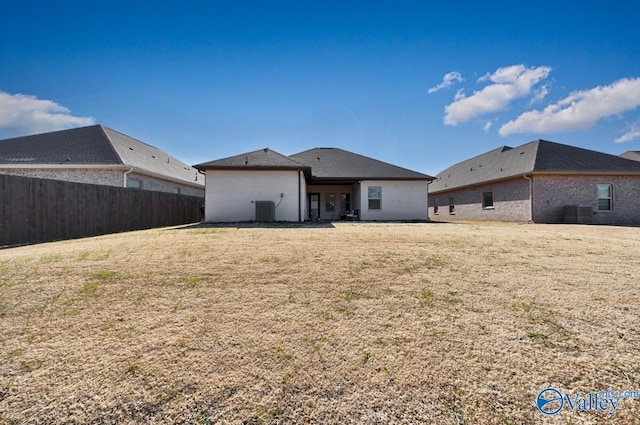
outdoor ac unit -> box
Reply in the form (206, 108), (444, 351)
(255, 201), (275, 222)
(563, 205), (592, 224)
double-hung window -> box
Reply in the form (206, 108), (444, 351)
(368, 186), (382, 210)
(597, 184), (612, 211)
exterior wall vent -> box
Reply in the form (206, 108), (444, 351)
(255, 201), (275, 222)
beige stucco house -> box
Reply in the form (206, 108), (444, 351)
(194, 147), (433, 222)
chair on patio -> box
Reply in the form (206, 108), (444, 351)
(345, 209), (359, 221)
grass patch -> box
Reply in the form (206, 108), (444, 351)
(91, 270), (119, 280)
(1, 222), (639, 423)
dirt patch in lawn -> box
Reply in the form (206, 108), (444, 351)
(1, 222), (639, 424)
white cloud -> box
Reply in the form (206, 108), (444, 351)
(530, 84), (550, 105)
(615, 122), (640, 143)
(428, 71), (464, 94)
(444, 65), (552, 125)
(499, 77), (640, 136)
(483, 121), (492, 132)
(0, 92), (95, 137)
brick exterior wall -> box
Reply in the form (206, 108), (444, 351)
(429, 174), (640, 224)
(126, 171), (204, 197)
(532, 174), (640, 224)
(429, 177), (531, 222)
(1, 169), (124, 186)
(0, 169), (204, 197)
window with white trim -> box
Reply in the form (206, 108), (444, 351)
(368, 186), (381, 210)
(597, 184), (612, 211)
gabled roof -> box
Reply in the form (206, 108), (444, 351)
(431, 140), (640, 193)
(290, 147), (433, 181)
(620, 151), (640, 162)
(0, 125), (121, 164)
(0, 125), (202, 186)
(194, 147), (309, 171)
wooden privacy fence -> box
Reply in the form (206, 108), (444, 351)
(0, 174), (204, 247)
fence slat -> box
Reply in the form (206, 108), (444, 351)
(0, 174), (203, 247)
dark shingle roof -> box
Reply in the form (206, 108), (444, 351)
(0, 125), (121, 164)
(0, 125), (202, 186)
(194, 148), (309, 171)
(290, 148), (433, 181)
(101, 127), (202, 185)
(431, 140), (640, 193)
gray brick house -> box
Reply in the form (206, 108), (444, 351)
(0, 125), (204, 197)
(429, 140), (640, 225)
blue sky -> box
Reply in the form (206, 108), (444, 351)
(1, 1), (639, 175)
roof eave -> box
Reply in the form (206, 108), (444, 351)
(309, 175), (433, 182)
(196, 165), (310, 172)
(0, 163), (205, 188)
(0, 164), (127, 170)
(126, 165), (204, 188)
(532, 170), (640, 176)
(430, 170), (640, 194)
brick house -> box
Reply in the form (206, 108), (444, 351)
(0, 125), (204, 197)
(428, 140), (640, 225)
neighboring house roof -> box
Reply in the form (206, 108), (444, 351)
(0, 125), (203, 187)
(431, 140), (640, 193)
(290, 147), (434, 182)
(620, 151), (640, 162)
(194, 148), (309, 171)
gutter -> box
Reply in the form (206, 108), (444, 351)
(0, 163), (205, 189)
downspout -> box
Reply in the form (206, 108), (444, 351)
(426, 180), (433, 221)
(523, 174), (532, 222)
(298, 170), (302, 223)
(197, 169), (206, 219)
(123, 168), (133, 188)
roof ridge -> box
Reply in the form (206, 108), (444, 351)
(97, 125), (125, 165)
(291, 147), (422, 173)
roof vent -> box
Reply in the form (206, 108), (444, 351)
(129, 147), (134, 151)
(263, 148), (269, 153)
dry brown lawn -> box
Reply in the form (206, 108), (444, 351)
(0, 221), (639, 424)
